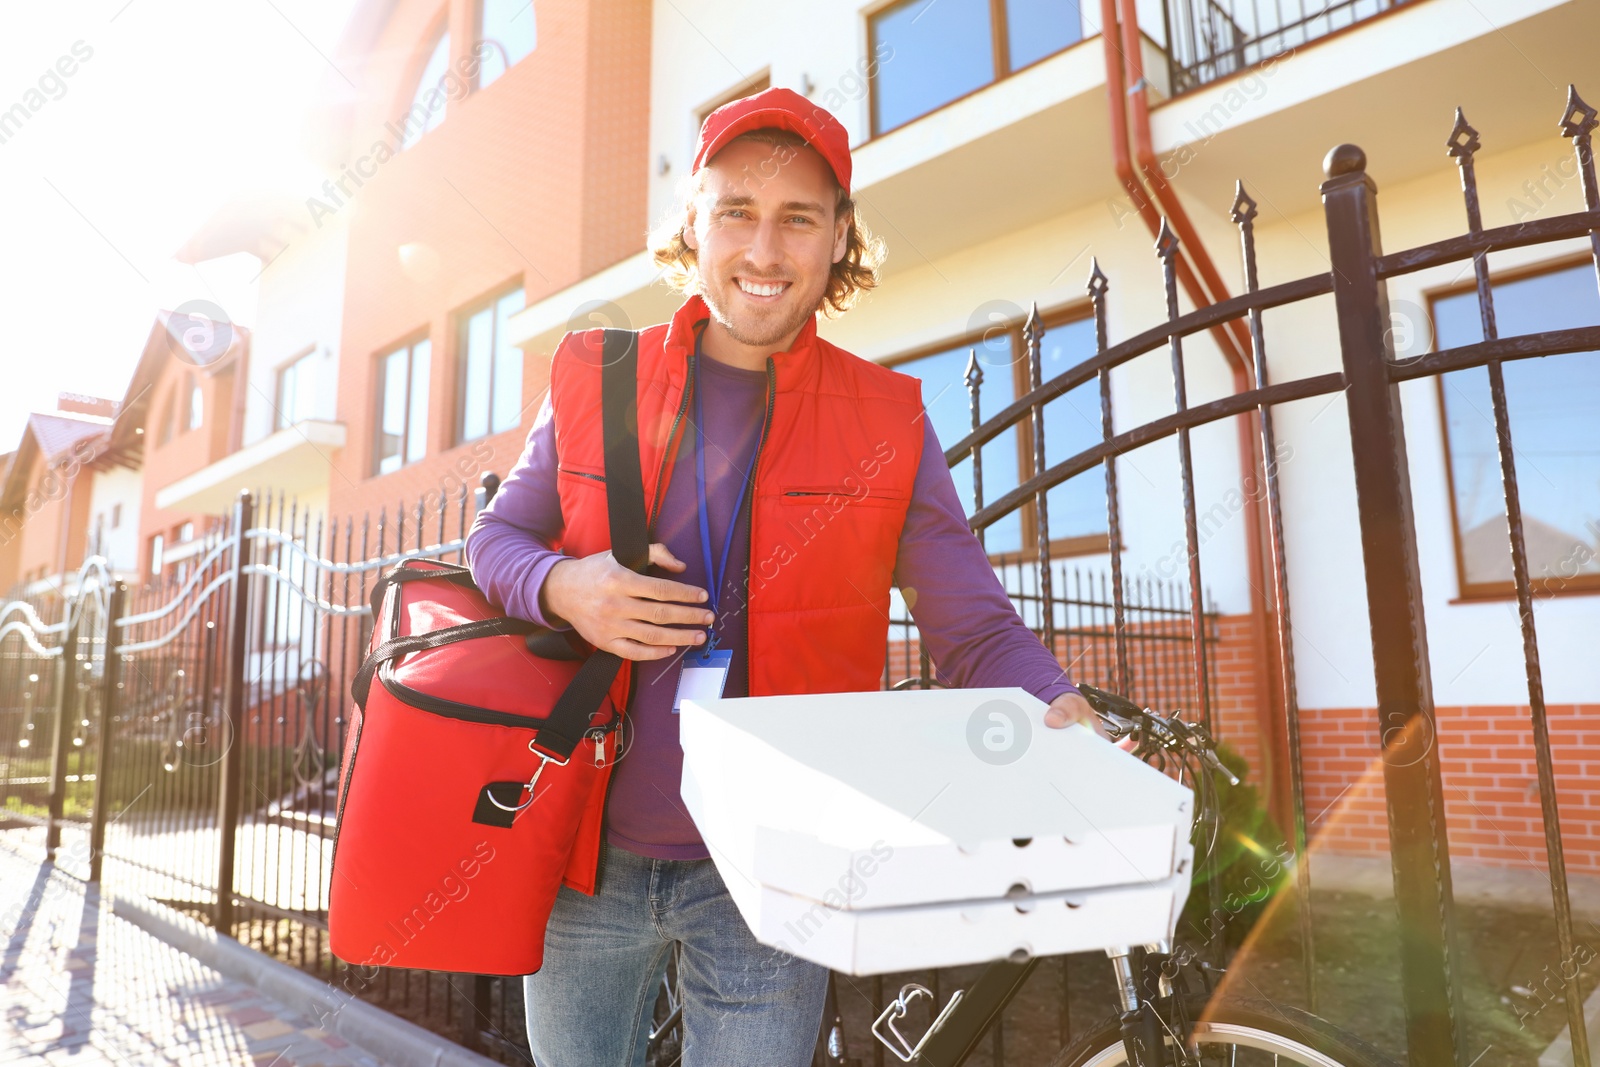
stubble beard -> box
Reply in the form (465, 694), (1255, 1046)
(699, 269), (828, 349)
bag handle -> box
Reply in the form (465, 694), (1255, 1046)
(350, 614), (543, 710)
(349, 330), (647, 762)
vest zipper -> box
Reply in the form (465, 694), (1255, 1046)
(740, 358), (777, 684)
(558, 467), (606, 483)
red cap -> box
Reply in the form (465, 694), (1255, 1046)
(691, 87), (852, 195)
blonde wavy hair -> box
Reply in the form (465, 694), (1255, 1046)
(647, 128), (886, 318)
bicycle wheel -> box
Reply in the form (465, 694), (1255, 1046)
(1051, 994), (1397, 1067)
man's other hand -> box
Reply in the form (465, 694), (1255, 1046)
(1043, 691), (1135, 751)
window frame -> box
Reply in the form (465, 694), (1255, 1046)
(473, 0), (537, 92)
(884, 300), (1112, 564)
(156, 387), (177, 446)
(1428, 253), (1600, 602)
(372, 331), (433, 477)
(453, 279), (526, 446)
(865, 0), (1086, 139)
(185, 373), (203, 432)
(398, 13), (452, 151)
(694, 70), (772, 130)
(274, 346), (318, 431)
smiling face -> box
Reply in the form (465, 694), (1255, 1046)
(682, 136), (851, 358)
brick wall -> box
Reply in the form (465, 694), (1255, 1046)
(1302, 703), (1600, 873)
(1210, 613), (1266, 785)
(137, 355), (243, 574)
(326, 0), (651, 526)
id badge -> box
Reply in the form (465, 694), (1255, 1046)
(672, 647), (732, 713)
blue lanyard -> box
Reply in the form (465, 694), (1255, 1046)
(692, 345), (752, 651)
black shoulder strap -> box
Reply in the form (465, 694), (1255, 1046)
(600, 328), (649, 571)
(349, 330), (647, 763)
(530, 329), (647, 758)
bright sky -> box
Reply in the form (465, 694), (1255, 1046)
(0, 0), (362, 448)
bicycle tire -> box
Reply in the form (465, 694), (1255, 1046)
(1049, 993), (1398, 1067)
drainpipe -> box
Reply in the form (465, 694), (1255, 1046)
(1101, 0), (1289, 828)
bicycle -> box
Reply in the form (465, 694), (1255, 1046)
(646, 685), (1397, 1067)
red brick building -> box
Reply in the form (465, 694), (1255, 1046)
(317, 0), (650, 524)
(116, 312), (252, 581)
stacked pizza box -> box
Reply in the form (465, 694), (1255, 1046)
(679, 687), (1195, 976)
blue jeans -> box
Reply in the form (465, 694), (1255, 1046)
(523, 842), (830, 1066)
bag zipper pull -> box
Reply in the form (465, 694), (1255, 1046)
(589, 729), (606, 768)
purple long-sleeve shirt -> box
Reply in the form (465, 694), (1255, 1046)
(465, 342), (1078, 860)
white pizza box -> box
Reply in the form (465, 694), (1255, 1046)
(678, 687), (1193, 910)
(742, 847), (1194, 975)
(682, 761), (1194, 973)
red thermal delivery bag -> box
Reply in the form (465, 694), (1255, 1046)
(328, 559), (618, 975)
(329, 329), (645, 976)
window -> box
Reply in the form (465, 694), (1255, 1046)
(148, 533), (164, 577)
(869, 0), (1083, 135)
(476, 0), (536, 90)
(179, 521), (195, 543)
(695, 72), (771, 129)
(1433, 260), (1600, 597)
(457, 286), (526, 442)
(186, 374), (203, 431)
(401, 25), (452, 150)
(889, 308), (1107, 558)
(375, 337), (432, 475)
(157, 388), (177, 445)
(276, 348), (319, 430)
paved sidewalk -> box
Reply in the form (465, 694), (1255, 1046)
(0, 832), (394, 1067)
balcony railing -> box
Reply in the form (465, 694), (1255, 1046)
(1163, 0), (1413, 94)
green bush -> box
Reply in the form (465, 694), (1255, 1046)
(1177, 739), (1296, 954)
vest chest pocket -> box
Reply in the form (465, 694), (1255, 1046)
(779, 484), (908, 510)
(557, 464), (607, 488)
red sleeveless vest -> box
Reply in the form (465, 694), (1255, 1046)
(547, 295), (926, 892)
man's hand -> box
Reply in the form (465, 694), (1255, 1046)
(1043, 690), (1134, 750)
(540, 543), (715, 661)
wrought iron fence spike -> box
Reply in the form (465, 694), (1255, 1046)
(1022, 302), (1043, 347)
(963, 349), (983, 388)
(1087, 258), (1109, 298)
(1446, 107), (1481, 159)
(1229, 181), (1258, 225)
(1560, 84), (1598, 138)
(1155, 218), (1180, 259)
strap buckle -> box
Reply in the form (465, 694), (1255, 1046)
(484, 746), (572, 814)
(525, 741), (572, 792)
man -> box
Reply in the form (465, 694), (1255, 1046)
(465, 86), (1099, 1067)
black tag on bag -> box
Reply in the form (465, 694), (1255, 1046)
(471, 781), (528, 828)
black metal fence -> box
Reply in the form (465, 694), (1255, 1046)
(0, 478), (1216, 1062)
(923, 88), (1598, 1067)
(886, 562), (1220, 722)
(1162, 0), (1412, 94)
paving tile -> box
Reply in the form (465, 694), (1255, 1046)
(242, 1018), (296, 1040)
(0, 832), (417, 1067)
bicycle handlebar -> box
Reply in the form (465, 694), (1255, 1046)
(1077, 683), (1241, 788)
